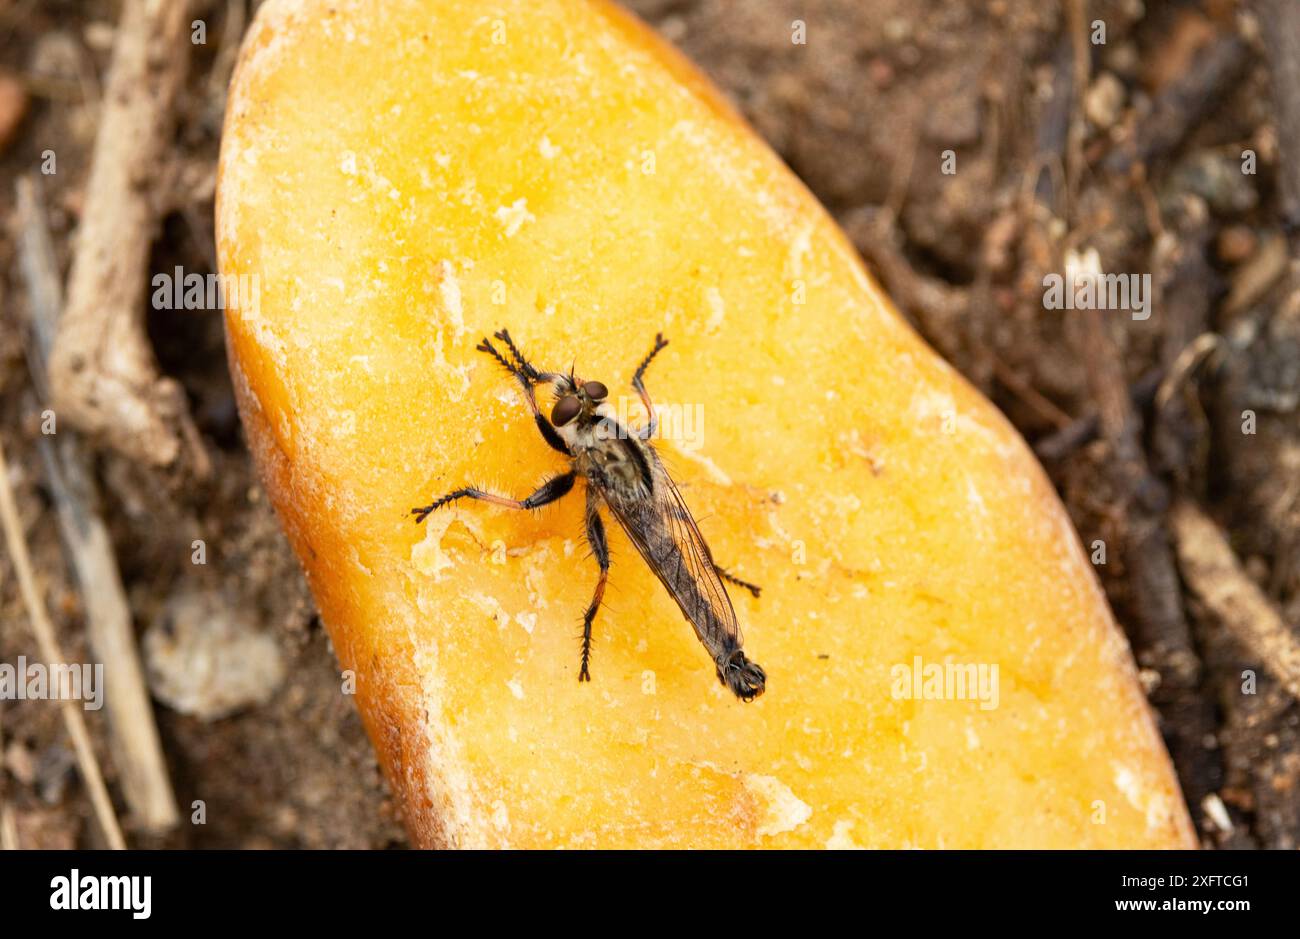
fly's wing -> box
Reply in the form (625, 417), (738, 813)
(602, 444), (742, 662)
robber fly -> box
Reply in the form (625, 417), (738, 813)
(411, 329), (766, 701)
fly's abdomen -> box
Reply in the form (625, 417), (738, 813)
(602, 441), (763, 700)
(640, 526), (735, 656)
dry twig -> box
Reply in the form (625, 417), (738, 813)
(48, 0), (205, 472)
(0, 803), (17, 850)
(1257, 0), (1300, 234)
(1034, 367), (1163, 461)
(1171, 501), (1300, 702)
(0, 433), (126, 850)
(0, 717), (15, 849)
(15, 176), (179, 833)
(1103, 35), (1249, 177)
(1077, 304), (1219, 820)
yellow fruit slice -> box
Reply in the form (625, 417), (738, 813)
(217, 0), (1194, 848)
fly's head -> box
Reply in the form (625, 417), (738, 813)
(549, 378), (609, 439)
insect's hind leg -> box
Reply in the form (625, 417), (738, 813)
(630, 332), (668, 440)
(715, 564), (761, 599)
(411, 472), (575, 523)
(579, 492), (610, 683)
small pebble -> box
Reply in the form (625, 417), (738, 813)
(1168, 150), (1258, 216)
(1084, 72), (1125, 130)
(1216, 225), (1257, 265)
(83, 21), (116, 52)
(0, 71), (29, 155)
(1201, 793), (1233, 834)
(144, 590), (286, 721)
(4, 741), (35, 786)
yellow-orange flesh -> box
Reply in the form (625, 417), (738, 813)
(217, 0), (1195, 848)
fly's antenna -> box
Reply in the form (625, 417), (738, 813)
(546, 370), (577, 396)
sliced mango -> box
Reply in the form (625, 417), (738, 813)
(217, 0), (1195, 847)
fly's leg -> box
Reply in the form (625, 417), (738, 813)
(632, 332), (669, 387)
(411, 472), (575, 523)
(492, 328), (576, 393)
(579, 490), (610, 683)
(492, 328), (542, 383)
(715, 565), (761, 599)
(630, 332), (669, 441)
(477, 330), (571, 455)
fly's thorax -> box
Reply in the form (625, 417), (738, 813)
(572, 418), (651, 498)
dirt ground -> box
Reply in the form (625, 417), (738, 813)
(1, 0), (1297, 848)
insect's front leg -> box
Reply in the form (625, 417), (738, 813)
(630, 332), (668, 441)
(524, 393), (572, 456)
(477, 331), (571, 456)
(579, 488), (610, 683)
(490, 328), (544, 383)
(411, 472), (575, 523)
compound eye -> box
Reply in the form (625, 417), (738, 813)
(583, 381), (608, 402)
(552, 394), (581, 426)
